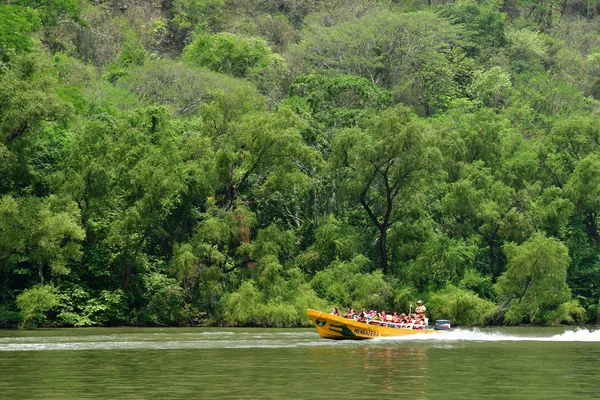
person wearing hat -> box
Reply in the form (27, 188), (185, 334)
(415, 300), (426, 318)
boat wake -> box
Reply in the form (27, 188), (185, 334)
(379, 327), (600, 342)
(2, 328), (600, 351)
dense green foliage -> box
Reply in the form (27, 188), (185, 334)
(2, 0), (600, 328)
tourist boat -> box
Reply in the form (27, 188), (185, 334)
(306, 309), (451, 340)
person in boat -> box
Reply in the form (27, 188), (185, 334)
(413, 317), (425, 329)
(397, 313), (406, 326)
(345, 308), (357, 319)
(415, 300), (426, 318)
(392, 312), (399, 323)
(400, 313), (408, 322)
(357, 309), (367, 323)
(384, 310), (393, 323)
(331, 307), (340, 316)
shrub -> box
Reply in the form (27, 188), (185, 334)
(16, 285), (60, 325)
(183, 32), (271, 78)
(0, 308), (24, 325)
(428, 285), (494, 326)
(142, 273), (193, 326)
(310, 255), (392, 310)
(544, 300), (586, 326)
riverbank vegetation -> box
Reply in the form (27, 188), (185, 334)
(1, 0), (600, 328)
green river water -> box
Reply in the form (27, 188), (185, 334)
(1, 326), (599, 399)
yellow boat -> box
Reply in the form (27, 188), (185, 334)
(306, 309), (445, 340)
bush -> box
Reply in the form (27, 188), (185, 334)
(310, 255), (391, 310)
(141, 272), (194, 326)
(55, 284), (128, 327)
(16, 285), (60, 325)
(544, 300), (586, 326)
(183, 32), (271, 78)
(224, 280), (262, 325)
(0, 4), (41, 61)
(428, 285), (494, 326)
(459, 269), (493, 299)
(467, 67), (512, 109)
(495, 233), (571, 325)
(0, 308), (24, 324)
(224, 265), (326, 327)
(260, 301), (300, 327)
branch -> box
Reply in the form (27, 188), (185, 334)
(224, 257), (258, 274)
(360, 173), (382, 229)
(7, 122), (28, 142)
(518, 277), (533, 303)
(176, 97), (204, 115)
(540, 155), (563, 188)
(238, 140), (276, 189)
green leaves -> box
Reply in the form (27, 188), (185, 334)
(171, 243), (198, 285)
(428, 285), (494, 325)
(3, 0), (600, 328)
(310, 255), (390, 310)
(12, 0), (81, 26)
(438, 3), (507, 56)
(183, 32), (272, 78)
(0, 53), (72, 144)
(0, 195), (84, 282)
(16, 284), (59, 324)
(224, 272), (326, 327)
(291, 10), (464, 88)
(171, 0), (225, 34)
(468, 67), (512, 109)
(331, 105), (430, 273)
(117, 59), (263, 116)
(56, 286), (126, 326)
(495, 232), (572, 324)
(565, 154), (600, 216)
(408, 233), (477, 291)
(0, 4), (41, 61)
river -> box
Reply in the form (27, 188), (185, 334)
(1, 326), (599, 399)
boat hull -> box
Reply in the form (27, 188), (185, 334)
(306, 309), (438, 340)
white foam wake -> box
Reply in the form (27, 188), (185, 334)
(380, 327), (600, 342)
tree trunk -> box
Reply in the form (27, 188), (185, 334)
(227, 182), (237, 210)
(488, 239), (497, 278)
(583, 212), (600, 244)
(379, 225), (389, 275)
(122, 265), (132, 292)
(38, 262), (44, 286)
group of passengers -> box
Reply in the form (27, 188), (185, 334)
(331, 300), (427, 329)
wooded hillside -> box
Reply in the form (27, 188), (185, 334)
(2, 0), (600, 327)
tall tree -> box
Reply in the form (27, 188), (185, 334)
(288, 9), (464, 88)
(441, 161), (519, 278)
(0, 195), (84, 286)
(332, 106), (432, 274)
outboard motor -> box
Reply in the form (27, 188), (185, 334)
(434, 320), (451, 330)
